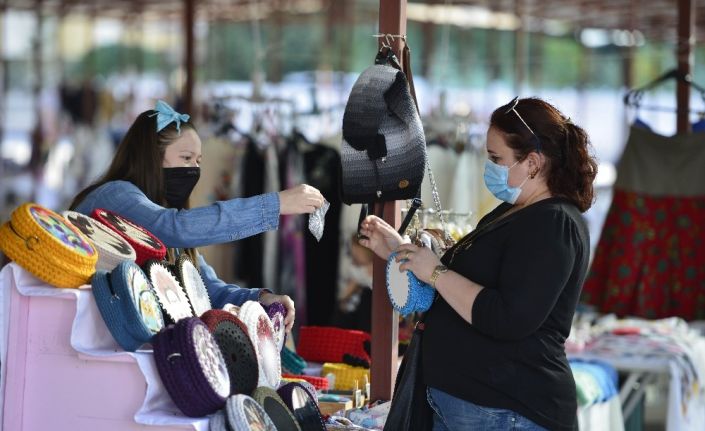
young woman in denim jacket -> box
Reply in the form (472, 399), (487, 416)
(70, 101), (325, 331)
(360, 98), (597, 431)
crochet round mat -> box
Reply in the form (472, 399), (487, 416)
(0, 203), (97, 288)
(62, 210), (136, 271)
(145, 260), (194, 324)
(92, 208), (166, 265)
(239, 301), (282, 389)
(174, 254), (212, 316)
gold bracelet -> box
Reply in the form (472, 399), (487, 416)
(430, 265), (449, 289)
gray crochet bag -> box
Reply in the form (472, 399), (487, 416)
(341, 48), (426, 204)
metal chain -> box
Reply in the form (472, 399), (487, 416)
(426, 161), (452, 242)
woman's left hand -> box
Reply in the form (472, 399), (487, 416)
(395, 243), (441, 284)
(259, 292), (296, 332)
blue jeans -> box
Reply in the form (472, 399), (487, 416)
(426, 387), (548, 431)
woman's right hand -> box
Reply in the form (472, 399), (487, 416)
(279, 184), (325, 215)
(358, 215), (404, 261)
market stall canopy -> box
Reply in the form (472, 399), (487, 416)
(4, 0), (703, 42)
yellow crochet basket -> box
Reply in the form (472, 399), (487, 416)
(321, 363), (369, 391)
(0, 203), (97, 288)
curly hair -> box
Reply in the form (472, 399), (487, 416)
(489, 97), (598, 212)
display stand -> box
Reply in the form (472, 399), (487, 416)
(1, 264), (204, 431)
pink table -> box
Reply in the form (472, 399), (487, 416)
(2, 266), (199, 431)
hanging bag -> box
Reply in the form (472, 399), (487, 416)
(341, 44), (427, 204)
(383, 320), (433, 431)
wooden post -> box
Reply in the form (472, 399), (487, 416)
(183, 0), (195, 115)
(676, 0), (693, 134)
(371, 0), (406, 403)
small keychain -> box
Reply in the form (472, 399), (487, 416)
(309, 199), (330, 242)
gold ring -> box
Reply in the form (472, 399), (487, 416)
(405, 251), (411, 259)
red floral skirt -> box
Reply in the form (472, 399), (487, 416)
(582, 189), (705, 320)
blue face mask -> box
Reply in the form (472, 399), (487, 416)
(483, 159), (529, 204)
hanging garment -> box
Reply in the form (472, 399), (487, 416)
(278, 139), (308, 326)
(582, 125), (705, 320)
(303, 143), (342, 327)
(235, 137), (267, 289)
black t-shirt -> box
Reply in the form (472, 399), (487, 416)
(423, 197), (589, 431)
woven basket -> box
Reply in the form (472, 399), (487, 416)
(321, 363), (370, 391)
(297, 326), (370, 364)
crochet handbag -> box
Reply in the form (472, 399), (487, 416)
(239, 301), (282, 389)
(91, 261), (165, 351)
(385, 251), (435, 315)
(153, 317), (230, 417)
(92, 208), (166, 265)
(341, 45), (426, 204)
(62, 210), (136, 271)
(0, 203), (97, 288)
(173, 253), (212, 316)
(252, 387), (302, 431)
(262, 302), (287, 352)
(211, 394), (277, 431)
(201, 309), (259, 395)
(144, 259), (194, 324)
(277, 382), (326, 431)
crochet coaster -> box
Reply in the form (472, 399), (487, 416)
(174, 254), (212, 316)
(263, 302), (287, 352)
(201, 309), (259, 396)
(92, 208), (166, 265)
(252, 387), (302, 431)
(144, 260), (193, 324)
(281, 347), (307, 375)
(225, 394), (277, 431)
(0, 203), (97, 288)
(297, 326), (371, 364)
(277, 382), (326, 431)
(62, 210), (136, 271)
(153, 317), (230, 417)
(239, 301), (282, 389)
(386, 252), (435, 315)
(91, 261), (164, 351)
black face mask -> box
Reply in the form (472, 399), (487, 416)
(163, 167), (200, 209)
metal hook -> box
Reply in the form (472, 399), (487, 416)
(385, 34), (394, 47)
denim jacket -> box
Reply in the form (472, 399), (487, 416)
(74, 180), (280, 307)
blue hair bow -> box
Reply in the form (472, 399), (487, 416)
(150, 100), (190, 134)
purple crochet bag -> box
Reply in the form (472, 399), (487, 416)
(153, 317), (230, 417)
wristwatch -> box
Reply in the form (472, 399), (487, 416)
(430, 265), (449, 289)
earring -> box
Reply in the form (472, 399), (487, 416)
(530, 169), (539, 179)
